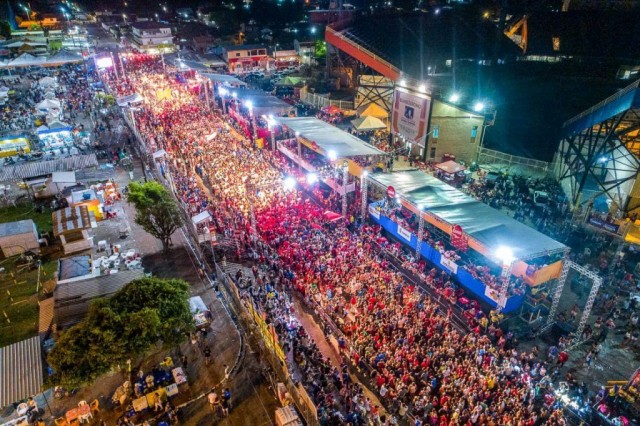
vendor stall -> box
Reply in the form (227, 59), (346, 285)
(37, 122), (74, 153)
(365, 170), (568, 313)
(0, 135), (30, 158)
(434, 160), (467, 186)
(69, 188), (105, 221)
(189, 296), (211, 329)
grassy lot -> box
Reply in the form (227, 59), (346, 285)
(0, 256), (58, 347)
(1, 204), (53, 235)
(0, 203), (58, 347)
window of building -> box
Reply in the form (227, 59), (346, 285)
(429, 147), (436, 159)
(250, 49), (258, 56)
(552, 37), (560, 52)
(235, 52), (241, 57)
(470, 125), (478, 143)
(432, 125), (439, 140)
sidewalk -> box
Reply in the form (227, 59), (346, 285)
(292, 297), (391, 421)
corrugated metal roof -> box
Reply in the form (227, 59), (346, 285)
(54, 270), (145, 328)
(0, 154), (98, 182)
(0, 219), (36, 238)
(0, 337), (44, 407)
(38, 298), (55, 341)
(52, 206), (92, 237)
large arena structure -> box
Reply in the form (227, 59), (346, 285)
(554, 79), (640, 220)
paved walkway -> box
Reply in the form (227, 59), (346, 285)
(292, 297), (390, 418)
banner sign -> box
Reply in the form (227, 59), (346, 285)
(387, 185), (396, 198)
(397, 225), (412, 241)
(369, 205), (380, 219)
(587, 214), (622, 234)
(391, 87), (431, 147)
(440, 256), (458, 274)
(450, 224), (468, 250)
(484, 286), (507, 308)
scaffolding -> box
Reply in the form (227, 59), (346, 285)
(554, 80), (640, 216)
(538, 258), (603, 348)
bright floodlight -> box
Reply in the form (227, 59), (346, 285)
(283, 176), (297, 190)
(327, 150), (337, 161)
(449, 93), (460, 103)
(473, 101), (485, 112)
(306, 173), (318, 184)
(232, 91), (238, 98)
(399, 79), (406, 87)
(362, 170), (368, 178)
(419, 84), (426, 92)
(218, 87), (227, 96)
(245, 100), (253, 109)
(496, 246), (515, 264)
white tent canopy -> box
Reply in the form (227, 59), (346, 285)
(45, 49), (83, 66)
(5, 41), (47, 49)
(351, 115), (387, 131)
(8, 53), (46, 68)
(47, 120), (71, 130)
(38, 76), (57, 87)
(274, 117), (386, 158)
(200, 73), (248, 87)
(36, 125), (49, 132)
(36, 98), (61, 111)
(116, 93), (144, 107)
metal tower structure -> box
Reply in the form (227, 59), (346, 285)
(539, 258), (603, 349)
(554, 79), (640, 216)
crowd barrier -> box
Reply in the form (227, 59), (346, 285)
(368, 203), (525, 313)
(212, 261), (320, 426)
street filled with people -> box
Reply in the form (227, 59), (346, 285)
(100, 53), (592, 425)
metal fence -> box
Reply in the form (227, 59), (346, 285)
(476, 147), (551, 175)
(299, 90), (354, 110)
(213, 261), (320, 426)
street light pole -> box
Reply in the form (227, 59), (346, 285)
(341, 160), (349, 218)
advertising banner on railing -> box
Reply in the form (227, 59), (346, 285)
(587, 214), (622, 234)
(440, 256), (458, 274)
(397, 225), (412, 241)
(391, 87), (431, 147)
(368, 205), (380, 219)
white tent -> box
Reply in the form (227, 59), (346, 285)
(351, 115), (387, 131)
(45, 111), (59, 120)
(43, 91), (56, 99)
(5, 41), (47, 49)
(36, 99), (61, 111)
(45, 49), (83, 66)
(116, 93), (144, 107)
(7, 53), (46, 68)
(38, 76), (57, 87)
(47, 120), (71, 130)
(36, 125), (49, 132)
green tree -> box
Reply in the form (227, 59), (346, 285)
(315, 40), (327, 59)
(0, 21), (11, 40)
(47, 278), (193, 388)
(126, 181), (182, 252)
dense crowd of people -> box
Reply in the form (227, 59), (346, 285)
(106, 54), (580, 425)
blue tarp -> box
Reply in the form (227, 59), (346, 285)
(563, 80), (640, 137)
(370, 204), (524, 313)
(37, 127), (72, 135)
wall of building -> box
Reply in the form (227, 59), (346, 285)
(425, 100), (484, 164)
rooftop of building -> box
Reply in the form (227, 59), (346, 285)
(130, 21), (171, 31)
